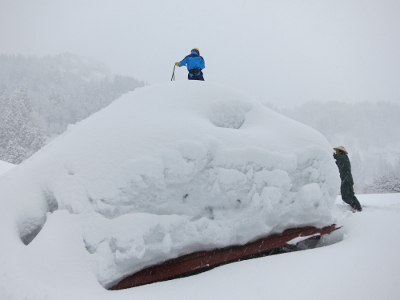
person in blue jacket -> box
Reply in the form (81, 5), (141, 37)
(175, 48), (205, 81)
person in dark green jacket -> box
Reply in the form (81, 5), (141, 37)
(333, 146), (362, 212)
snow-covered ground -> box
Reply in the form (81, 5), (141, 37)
(1, 82), (399, 299)
(1, 193), (399, 300)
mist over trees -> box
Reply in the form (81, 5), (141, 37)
(268, 101), (400, 193)
(0, 53), (144, 164)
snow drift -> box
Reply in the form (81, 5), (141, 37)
(0, 81), (340, 289)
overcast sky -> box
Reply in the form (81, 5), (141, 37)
(1, 0), (399, 107)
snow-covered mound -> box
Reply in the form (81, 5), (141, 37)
(0, 81), (340, 288)
(0, 160), (14, 175)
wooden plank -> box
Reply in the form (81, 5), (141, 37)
(110, 224), (338, 290)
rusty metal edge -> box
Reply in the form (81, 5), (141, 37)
(110, 224), (339, 290)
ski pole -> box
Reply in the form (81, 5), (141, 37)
(171, 65), (176, 81)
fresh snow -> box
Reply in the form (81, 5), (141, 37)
(0, 160), (14, 175)
(2, 81), (398, 299)
(1, 193), (399, 300)
(122, 194), (400, 300)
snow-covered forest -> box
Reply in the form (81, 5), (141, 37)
(0, 53), (145, 164)
(267, 101), (400, 193)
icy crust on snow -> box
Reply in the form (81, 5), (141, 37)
(0, 81), (340, 288)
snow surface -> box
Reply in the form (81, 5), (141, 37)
(0, 160), (14, 175)
(2, 193), (400, 300)
(0, 81), (348, 298)
(117, 194), (400, 300)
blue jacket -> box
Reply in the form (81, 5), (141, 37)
(178, 50), (205, 71)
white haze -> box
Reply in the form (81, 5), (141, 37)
(0, 0), (399, 108)
(269, 101), (400, 192)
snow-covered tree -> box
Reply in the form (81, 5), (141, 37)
(363, 172), (400, 194)
(0, 89), (44, 163)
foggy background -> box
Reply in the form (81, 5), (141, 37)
(0, 0), (399, 193)
(1, 0), (399, 108)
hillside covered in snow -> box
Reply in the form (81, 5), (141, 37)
(0, 53), (145, 164)
(0, 81), (343, 296)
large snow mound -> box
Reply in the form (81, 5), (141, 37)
(0, 160), (15, 175)
(0, 81), (340, 288)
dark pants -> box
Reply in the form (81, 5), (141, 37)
(341, 181), (362, 210)
(188, 74), (204, 81)
(188, 69), (204, 81)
